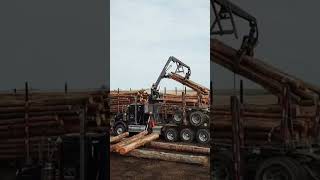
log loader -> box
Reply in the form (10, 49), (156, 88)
(211, 0), (320, 180)
(112, 56), (210, 144)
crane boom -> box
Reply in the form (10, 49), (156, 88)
(211, 0), (258, 56)
(149, 56), (209, 102)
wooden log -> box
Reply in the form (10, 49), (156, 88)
(147, 141), (210, 155)
(110, 132), (129, 143)
(110, 130), (148, 152)
(126, 149), (209, 166)
(118, 133), (160, 155)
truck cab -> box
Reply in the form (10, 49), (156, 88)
(113, 103), (155, 135)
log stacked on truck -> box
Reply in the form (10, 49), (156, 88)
(0, 90), (108, 161)
(211, 39), (320, 147)
(211, 39), (320, 106)
(212, 104), (317, 146)
(107, 89), (209, 116)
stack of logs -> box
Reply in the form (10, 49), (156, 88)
(108, 90), (148, 113)
(108, 89), (210, 115)
(212, 104), (317, 146)
(211, 39), (320, 146)
(211, 39), (320, 106)
(0, 90), (108, 161)
(110, 132), (209, 166)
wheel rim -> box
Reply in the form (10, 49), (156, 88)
(262, 165), (291, 180)
(191, 114), (201, 124)
(166, 131), (175, 141)
(173, 114), (182, 122)
(213, 160), (230, 180)
(116, 127), (124, 135)
(182, 131), (191, 141)
(199, 131), (208, 142)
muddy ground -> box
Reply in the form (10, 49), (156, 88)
(110, 153), (210, 180)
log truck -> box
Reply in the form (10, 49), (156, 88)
(211, 0), (320, 180)
(112, 56), (210, 144)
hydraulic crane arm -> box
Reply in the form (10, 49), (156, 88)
(211, 0), (258, 56)
(149, 56), (191, 102)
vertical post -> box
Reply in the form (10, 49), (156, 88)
(210, 81), (213, 106)
(80, 105), (87, 180)
(281, 85), (290, 146)
(164, 87), (167, 120)
(134, 96), (137, 124)
(182, 92), (187, 126)
(64, 82), (68, 94)
(240, 80), (243, 104)
(231, 96), (241, 180)
(117, 88), (120, 113)
(24, 82), (31, 164)
(175, 87), (177, 95)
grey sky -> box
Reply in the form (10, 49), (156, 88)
(111, 0), (209, 90)
(0, 0), (107, 91)
(211, 0), (320, 89)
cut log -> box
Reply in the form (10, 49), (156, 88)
(126, 149), (209, 166)
(110, 130), (148, 152)
(148, 141), (210, 155)
(110, 132), (129, 143)
(118, 133), (159, 155)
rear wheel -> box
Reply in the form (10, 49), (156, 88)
(164, 127), (178, 142)
(180, 128), (195, 143)
(189, 111), (204, 126)
(114, 123), (126, 136)
(255, 157), (308, 180)
(196, 129), (210, 144)
(172, 111), (183, 124)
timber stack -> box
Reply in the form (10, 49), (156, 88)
(211, 39), (320, 147)
(0, 90), (108, 161)
(108, 89), (209, 116)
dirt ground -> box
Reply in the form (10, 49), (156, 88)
(110, 153), (210, 180)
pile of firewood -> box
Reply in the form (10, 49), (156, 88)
(0, 91), (108, 160)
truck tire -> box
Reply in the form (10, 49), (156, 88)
(196, 129), (210, 144)
(255, 157), (308, 180)
(212, 151), (233, 180)
(189, 111), (204, 127)
(180, 128), (195, 143)
(114, 123), (126, 136)
(172, 111), (183, 124)
(164, 127), (179, 142)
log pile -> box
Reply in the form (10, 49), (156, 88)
(211, 39), (320, 106)
(212, 104), (317, 146)
(0, 90), (108, 161)
(108, 90), (148, 113)
(211, 39), (320, 146)
(110, 132), (209, 166)
(108, 89), (209, 115)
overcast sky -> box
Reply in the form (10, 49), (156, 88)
(0, 0), (107, 91)
(111, 0), (209, 90)
(211, 0), (320, 89)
